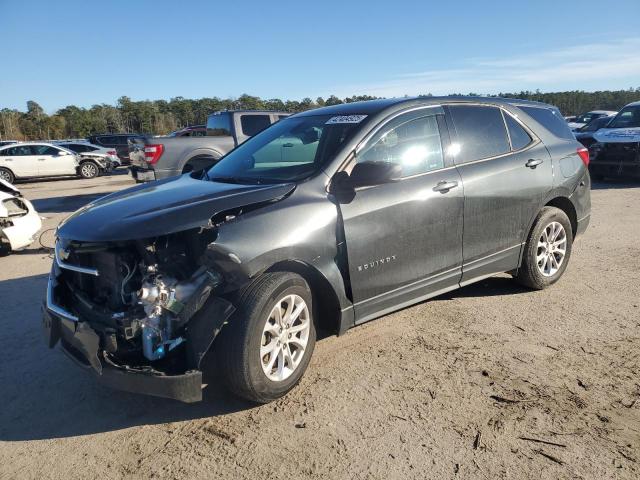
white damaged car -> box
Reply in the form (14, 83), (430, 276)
(0, 179), (42, 254)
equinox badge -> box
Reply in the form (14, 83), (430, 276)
(358, 255), (397, 272)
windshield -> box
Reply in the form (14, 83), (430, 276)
(608, 105), (640, 129)
(206, 114), (362, 183)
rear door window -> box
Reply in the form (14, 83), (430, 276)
(519, 106), (575, 140)
(240, 115), (271, 137)
(448, 105), (510, 163)
(503, 113), (533, 150)
(3, 146), (33, 156)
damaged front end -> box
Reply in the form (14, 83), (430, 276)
(44, 230), (235, 402)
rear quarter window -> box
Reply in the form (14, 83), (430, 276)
(503, 113), (533, 150)
(519, 106), (575, 140)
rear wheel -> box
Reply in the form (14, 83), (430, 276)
(79, 161), (99, 179)
(215, 272), (316, 403)
(516, 206), (573, 290)
(0, 167), (15, 184)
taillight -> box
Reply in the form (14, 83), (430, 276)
(144, 144), (164, 165)
(107, 150), (117, 155)
(577, 147), (589, 167)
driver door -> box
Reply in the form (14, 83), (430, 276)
(337, 108), (464, 323)
(34, 145), (77, 176)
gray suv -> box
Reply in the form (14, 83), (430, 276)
(43, 97), (590, 403)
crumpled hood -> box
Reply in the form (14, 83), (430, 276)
(593, 127), (640, 144)
(57, 174), (295, 242)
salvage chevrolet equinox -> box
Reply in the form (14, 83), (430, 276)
(43, 97), (591, 403)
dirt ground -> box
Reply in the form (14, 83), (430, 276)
(0, 171), (638, 480)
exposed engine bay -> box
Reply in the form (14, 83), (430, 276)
(51, 229), (227, 373)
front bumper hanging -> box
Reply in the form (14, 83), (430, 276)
(43, 269), (235, 403)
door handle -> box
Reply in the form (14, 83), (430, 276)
(5, 158), (12, 162)
(525, 158), (543, 168)
(432, 180), (459, 193)
(282, 143), (294, 148)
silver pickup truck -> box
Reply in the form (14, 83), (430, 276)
(129, 110), (289, 182)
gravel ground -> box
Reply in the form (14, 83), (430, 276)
(1, 172), (638, 480)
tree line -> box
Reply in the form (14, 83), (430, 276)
(2, 89), (639, 141)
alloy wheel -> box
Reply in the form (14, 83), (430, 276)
(536, 221), (567, 277)
(81, 163), (98, 178)
(260, 294), (310, 382)
(0, 170), (12, 183)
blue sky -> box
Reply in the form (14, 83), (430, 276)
(2, 0), (640, 112)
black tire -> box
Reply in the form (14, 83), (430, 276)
(215, 272), (316, 403)
(0, 167), (15, 184)
(516, 206), (573, 290)
(79, 161), (99, 179)
(182, 155), (218, 174)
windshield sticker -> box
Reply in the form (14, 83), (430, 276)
(594, 128), (640, 143)
(326, 115), (368, 125)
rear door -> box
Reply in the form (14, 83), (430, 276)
(445, 104), (552, 284)
(339, 107), (464, 322)
(0, 145), (39, 177)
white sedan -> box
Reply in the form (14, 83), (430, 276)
(0, 179), (41, 253)
(0, 143), (80, 183)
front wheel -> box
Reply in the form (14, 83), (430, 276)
(516, 206), (573, 290)
(79, 161), (99, 179)
(215, 272), (316, 403)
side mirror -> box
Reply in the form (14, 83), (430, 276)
(349, 161), (401, 188)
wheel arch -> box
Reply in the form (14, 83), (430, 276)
(180, 150), (222, 173)
(544, 196), (577, 238)
(265, 260), (341, 336)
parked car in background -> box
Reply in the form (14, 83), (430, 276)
(44, 97), (590, 403)
(0, 141), (18, 148)
(56, 141), (119, 172)
(0, 143), (80, 183)
(574, 115), (614, 148)
(0, 178), (41, 254)
(167, 125), (206, 137)
(129, 110), (289, 182)
(87, 133), (145, 166)
(567, 110), (617, 131)
(589, 101), (640, 180)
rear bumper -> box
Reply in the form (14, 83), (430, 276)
(129, 166), (178, 182)
(129, 166), (157, 182)
(43, 306), (204, 403)
(576, 213), (590, 238)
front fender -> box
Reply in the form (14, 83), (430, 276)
(200, 192), (354, 329)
